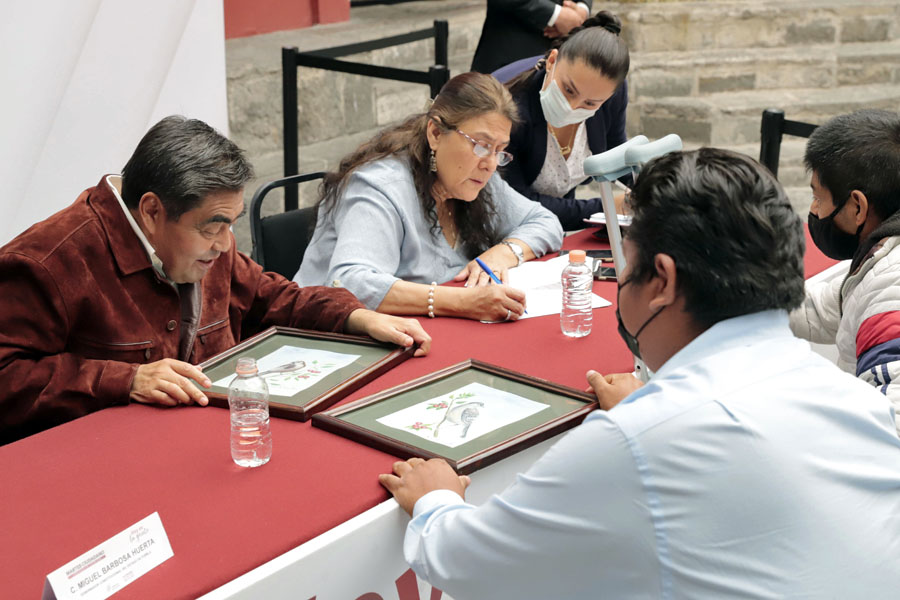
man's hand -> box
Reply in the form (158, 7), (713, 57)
(345, 309), (432, 357)
(130, 358), (211, 407)
(379, 457), (471, 516)
(547, 1), (587, 38)
(586, 370), (644, 410)
(566, 0), (589, 20)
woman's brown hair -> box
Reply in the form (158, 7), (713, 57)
(318, 71), (519, 255)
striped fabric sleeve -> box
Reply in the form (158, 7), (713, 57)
(855, 311), (900, 378)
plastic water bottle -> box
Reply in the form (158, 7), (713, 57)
(229, 357), (272, 467)
(561, 249), (593, 337)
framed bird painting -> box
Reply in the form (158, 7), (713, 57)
(196, 326), (416, 421)
(312, 360), (597, 474)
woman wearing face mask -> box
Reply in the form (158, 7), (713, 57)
(295, 72), (563, 323)
(500, 12), (630, 231)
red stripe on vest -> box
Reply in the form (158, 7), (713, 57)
(856, 311), (900, 358)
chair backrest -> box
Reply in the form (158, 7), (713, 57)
(250, 172), (325, 279)
(758, 108), (818, 179)
(491, 55), (541, 84)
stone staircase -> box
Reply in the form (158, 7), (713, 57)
(226, 1), (484, 230)
(225, 0), (900, 252)
(225, 0), (486, 251)
(616, 0), (900, 211)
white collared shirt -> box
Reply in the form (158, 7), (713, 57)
(403, 310), (900, 599)
(105, 175), (172, 283)
(547, 2), (590, 27)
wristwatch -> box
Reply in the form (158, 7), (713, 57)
(502, 240), (525, 267)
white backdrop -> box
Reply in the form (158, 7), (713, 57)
(0, 0), (229, 246)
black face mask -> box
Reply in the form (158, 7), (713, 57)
(808, 204), (863, 260)
(616, 277), (665, 361)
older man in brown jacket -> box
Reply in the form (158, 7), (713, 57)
(0, 116), (430, 445)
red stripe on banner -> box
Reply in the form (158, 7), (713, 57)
(395, 568), (419, 599)
(856, 311), (900, 358)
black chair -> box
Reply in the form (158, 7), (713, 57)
(249, 172), (325, 279)
(759, 108), (818, 179)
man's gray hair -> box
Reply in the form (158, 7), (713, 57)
(121, 115), (254, 220)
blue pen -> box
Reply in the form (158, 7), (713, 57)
(474, 257), (528, 314)
(474, 257), (503, 285)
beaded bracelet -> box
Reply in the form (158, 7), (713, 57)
(427, 282), (437, 318)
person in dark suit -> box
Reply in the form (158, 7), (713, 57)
(471, 0), (593, 75)
(500, 12), (630, 231)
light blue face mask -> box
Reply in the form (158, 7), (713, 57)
(538, 62), (598, 128)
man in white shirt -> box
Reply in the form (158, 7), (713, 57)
(379, 148), (900, 599)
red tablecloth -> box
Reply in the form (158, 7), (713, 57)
(0, 227), (835, 599)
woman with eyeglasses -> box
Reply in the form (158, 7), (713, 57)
(498, 11), (630, 231)
(294, 72), (563, 322)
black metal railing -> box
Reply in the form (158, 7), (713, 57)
(282, 19), (449, 210)
(759, 108), (818, 179)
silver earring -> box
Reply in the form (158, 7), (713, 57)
(429, 149), (437, 172)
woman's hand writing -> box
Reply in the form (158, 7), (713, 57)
(463, 284), (526, 322)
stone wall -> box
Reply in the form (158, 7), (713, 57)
(226, 1), (485, 253)
(226, 0), (900, 253)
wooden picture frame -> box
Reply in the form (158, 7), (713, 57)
(198, 326), (415, 421)
(312, 359), (597, 474)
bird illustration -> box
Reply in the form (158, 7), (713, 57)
(256, 361), (306, 377)
(434, 401), (484, 438)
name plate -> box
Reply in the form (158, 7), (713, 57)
(42, 512), (174, 600)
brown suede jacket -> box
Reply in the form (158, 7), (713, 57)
(0, 177), (364, 444)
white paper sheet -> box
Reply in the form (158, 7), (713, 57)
(42, 512), (173, 600)
(504, 255), (611, 319)
(583, 212), (633, 226)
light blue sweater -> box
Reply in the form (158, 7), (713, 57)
(405, 311), (900, 599)
(295, 157), (563, 309)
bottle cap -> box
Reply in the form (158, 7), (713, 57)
(235, 357), (258, 375)
(568, 250), (587, 263)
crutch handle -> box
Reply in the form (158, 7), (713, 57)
(583, 135), (649, 181)
(624, 134), (683, 169)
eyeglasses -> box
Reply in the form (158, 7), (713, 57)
(455, 129), (514, 167)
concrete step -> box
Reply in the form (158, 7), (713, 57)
(371, 53), (473, 127)
(837, 39), (900, 85)
(679, 137), (810, 187)
(629, 39), (900, 99)
(576, 132), (809, 217)
(227, 0), (487, 254)
(227, 0), (484, 155)
(611, 0), (900, 53)
(226, 0), (900, 253)
(627, 82), (900, 146)
(729, 138), (810, 187)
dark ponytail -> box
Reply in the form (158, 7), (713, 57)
(507, 10), (630, 94)
(556, 11), (629, 82)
